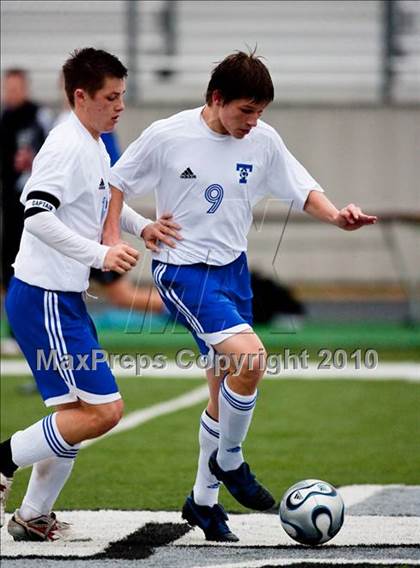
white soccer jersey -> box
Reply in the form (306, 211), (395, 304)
(110, 106), (323, 266)
(14, 112), (111, 291)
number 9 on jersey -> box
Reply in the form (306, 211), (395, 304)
(205, 184), (224, 214)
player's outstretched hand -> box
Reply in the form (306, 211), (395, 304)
(335, 204), (378, 231)
(142, 213), (182, 252)
(103, 242), (139, 274)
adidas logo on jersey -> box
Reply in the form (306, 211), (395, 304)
(98, 178), (106, 190)
(180, 167), (196, 179)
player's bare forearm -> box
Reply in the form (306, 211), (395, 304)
(303, 190), (339, 224)
(103, 186), (124, 245)
(304, 189), (377, 231)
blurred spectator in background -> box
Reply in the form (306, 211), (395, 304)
(1, 68), (53, 289)
(1, 69), (53, 353)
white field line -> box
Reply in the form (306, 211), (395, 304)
(176, 513), (420, 547)
(1, 506), (419, 558)
(82, 384), (209, 448)
(337, 484), (386, 507)
(0, 510), (181, 557)
(2, 359), (420, 381)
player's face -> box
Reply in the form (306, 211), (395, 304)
(217, 98), (268, 139)
(77, 76), (126, 138)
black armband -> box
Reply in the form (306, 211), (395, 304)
(24, 191), (61, 219)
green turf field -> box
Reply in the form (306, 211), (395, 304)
(2, 374), (419, 513)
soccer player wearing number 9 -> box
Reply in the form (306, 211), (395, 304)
(107, 51), (377, 542)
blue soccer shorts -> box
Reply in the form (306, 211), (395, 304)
(5, 276), (121, 407)
(152, 252), (253, 356)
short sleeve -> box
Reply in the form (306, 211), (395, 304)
(110, 124), (161, 198)
(263, 129), (323, 211)
(20, 131), (79, 207)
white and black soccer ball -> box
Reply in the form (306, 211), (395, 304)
(279, 479), (345, 545)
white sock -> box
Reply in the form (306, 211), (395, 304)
(217, 376), (257, 471)
(19, 455), (78, 521)
(11, 413), (78, 467)
(192, 410), (221, 507)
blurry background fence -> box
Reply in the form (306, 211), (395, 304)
(2, 0), (420, 104)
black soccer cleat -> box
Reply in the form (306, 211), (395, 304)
(209, 450), (275, 511)
(182, 492), (239, 542)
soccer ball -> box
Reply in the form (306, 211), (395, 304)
(279, 479), (345, 545)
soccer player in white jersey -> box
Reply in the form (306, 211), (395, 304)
(0, 48), (180, 541)
(104, 51), (377, 542)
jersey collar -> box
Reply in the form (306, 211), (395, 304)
(198, 106), (230, 141)
(69, 111), (101, 144)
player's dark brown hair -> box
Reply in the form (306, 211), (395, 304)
(205, 50), (274, 105)
(62, 48), (127, 107)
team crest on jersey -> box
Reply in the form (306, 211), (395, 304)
(236, 163), (253, 184)
(98, 178), (106, 190)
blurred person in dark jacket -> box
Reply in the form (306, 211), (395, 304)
(1, 68), (53, 289)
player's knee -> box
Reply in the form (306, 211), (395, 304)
(238, 349), (267, 387)
(239, 366), (264, 388)
(88, 399), (124, 436)
(101, 399), (124, 432)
